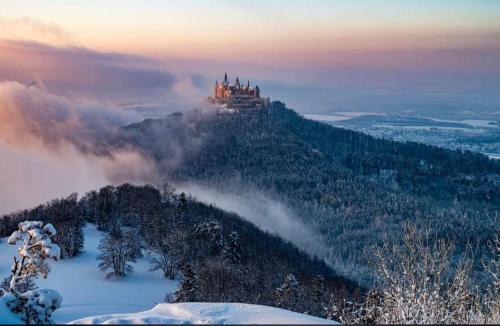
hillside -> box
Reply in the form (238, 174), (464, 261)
(1, 184), (358, 321)
(121, 102), (500, 286)
(0, 223), (337, 324)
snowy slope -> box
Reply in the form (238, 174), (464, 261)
(1, 224), (337, 324)
(69, 302), (338, 324)
(0, 224), (178, 323)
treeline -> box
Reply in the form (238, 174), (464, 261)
(1, 184), (362, 318)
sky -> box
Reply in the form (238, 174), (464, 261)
(2, 1), (500, 58)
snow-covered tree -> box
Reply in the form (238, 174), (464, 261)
(1, 221), (62, 324)
(276, 273), (300, 311)
(172, 263), (198, 303)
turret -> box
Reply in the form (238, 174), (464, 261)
(255, 85), (260, 98)
(247, 80), (250, 89)
(236, 76), (240, 87)
(224, 72), (228, 85)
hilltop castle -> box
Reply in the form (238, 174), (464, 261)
(206, 73), (270, 111)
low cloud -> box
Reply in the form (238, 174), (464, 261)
(0, 80), (157, 214)
(0, 40), (213, 213)
(177, 184), (328, 259)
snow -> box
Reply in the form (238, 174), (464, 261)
(0, 294), (22, 324)
(69, 302), (338, 324)
(1, 224), (337, 324)
(486, 153), (500, 160)
(43, 223), (57, 236)
(22, 288), (63, 323)
(303, 112), (383, 122)
(0, 224), (178, 323)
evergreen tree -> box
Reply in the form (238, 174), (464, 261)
(276, 273), (300, 311)
(172, 264), (198, 302)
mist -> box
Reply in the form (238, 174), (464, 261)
(177, 184), (328, 260)
(0, 80), (157, 214)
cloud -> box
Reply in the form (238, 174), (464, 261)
(0, 16), (74, 45)
(0, 39), (208, 117)
(0, 80), (158, 214)
(0, 40), (213, 213)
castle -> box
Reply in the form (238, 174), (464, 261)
(206, 73), (270, 111)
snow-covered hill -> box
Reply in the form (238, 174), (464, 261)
(0, 224), (178, 323)
(69, 302), (337, 324)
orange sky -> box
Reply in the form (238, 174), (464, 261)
(1, 1), (500, 66)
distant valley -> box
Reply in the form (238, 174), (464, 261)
(304, 112), (500, 160)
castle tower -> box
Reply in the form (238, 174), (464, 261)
(236, 76), (240, 87)
(224, 72), (228, 86)
(255, 85), (260, 98)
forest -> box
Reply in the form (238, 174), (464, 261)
(121, 102), (499, 286)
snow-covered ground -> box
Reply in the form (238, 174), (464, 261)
(303, 112), (383, 122)
(1, 223), (337, 324)
(0, 224), (178, 323)
(70, 302), (337, 324)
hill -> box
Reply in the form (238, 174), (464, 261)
(121, 102), (500, 286)
(1, 184), (358, 321)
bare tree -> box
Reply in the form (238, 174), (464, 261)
(148, 230), (183, 279)
(330, 223), (499, 324)
(97, 226), (138, 279)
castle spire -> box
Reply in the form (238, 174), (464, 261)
(236, 76), (240, 86)
(247, 80), (250, 88)
(224, 72), (228, 84)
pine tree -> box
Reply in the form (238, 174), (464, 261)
(172, 264), (198, 302)
(276, 273), (300, 311)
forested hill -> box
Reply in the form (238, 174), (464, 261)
(121, 102), (499, 286)
(272, 102), (500, 200)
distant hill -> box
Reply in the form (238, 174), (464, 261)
(121, 102), (500, 286)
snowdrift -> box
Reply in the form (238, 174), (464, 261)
(69, 302), (338, 324)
